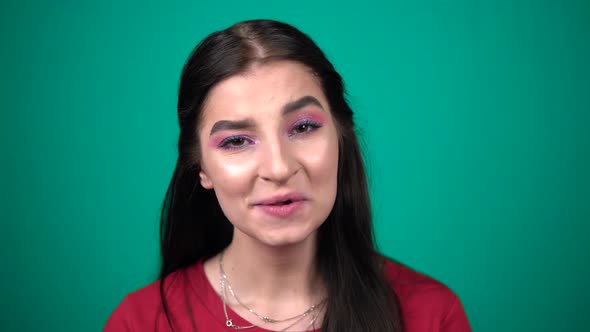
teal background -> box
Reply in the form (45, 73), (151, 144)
(1, 0), (588, 331)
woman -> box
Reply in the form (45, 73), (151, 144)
(105, 19), (471, 332)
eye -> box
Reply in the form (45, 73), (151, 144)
(290, 120), (322, 137)
(219, 136), (253, 150)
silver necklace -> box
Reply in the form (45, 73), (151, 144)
(276, 302), (323, 332)
(220, 271), (256, 330)
(219, 251), (325, 331)
(220, 275), (324, 331)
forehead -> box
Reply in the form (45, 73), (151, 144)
(200, 61), (328, 125)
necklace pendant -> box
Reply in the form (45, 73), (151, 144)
(226, 319), (233, 327)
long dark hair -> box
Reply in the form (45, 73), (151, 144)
(159, 19), (403, 332)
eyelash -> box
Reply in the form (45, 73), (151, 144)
(217, 120), (322, 150)
(289, 119), (322, 137)
(218, 135), (255, 150)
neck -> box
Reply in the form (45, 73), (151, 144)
(221, 232), (323, 301)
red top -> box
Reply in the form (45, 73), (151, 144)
(104, 259), (471, 332)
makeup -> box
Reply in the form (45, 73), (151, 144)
(209, 110), (326, 150)
(208, 134), (256, 150)
(197, 61), (339, 247)
(286, 111), (326, 137)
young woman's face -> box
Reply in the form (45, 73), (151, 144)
(198, 61), (339, 248)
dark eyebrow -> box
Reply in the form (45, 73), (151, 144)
(209, 96), (324, 136)
(282, 96), (324, 115)
(209, 119), (255, 136)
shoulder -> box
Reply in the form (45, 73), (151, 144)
(381, 257), (471, 331)
(103, 264), (197, 332)
(382, 257), (455, 302)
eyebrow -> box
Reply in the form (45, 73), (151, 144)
(209, 119), (255, 136)
(282, 95), (324, 115)
(209, 95), (324, 136)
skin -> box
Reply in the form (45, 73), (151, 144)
(198, 60), (339, 330)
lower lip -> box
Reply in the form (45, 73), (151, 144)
(255, 200), (305, 218)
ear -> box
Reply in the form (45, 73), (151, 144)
(199, 170), (214, 189)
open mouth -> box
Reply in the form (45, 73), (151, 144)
(253, 193), (306, 218)
(268, 199), (293, 206)
(256, 199), (304, 218)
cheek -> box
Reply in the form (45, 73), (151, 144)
(205, 156), (257, 225)
(302, 132), (339, 190)
(203, 154), (257, 196)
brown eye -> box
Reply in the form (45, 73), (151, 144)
(289, 120), (321, 137)
(219, 136), (253, 150)
(228, 137), (246, 146)
(294, 123), (312, 134)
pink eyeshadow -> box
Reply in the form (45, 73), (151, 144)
(289, 109), (327, 126)
(208, 135), (230, 148)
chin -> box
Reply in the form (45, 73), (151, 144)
(255, 228), (319, 248)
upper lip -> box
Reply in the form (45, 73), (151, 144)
(252, 192), (307, 205)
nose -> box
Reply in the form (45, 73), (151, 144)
(258, 138), (298, 184)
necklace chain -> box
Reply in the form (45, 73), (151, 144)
(219, 250), (325, 331)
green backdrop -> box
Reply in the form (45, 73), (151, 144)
(1, 0), (588, 331)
